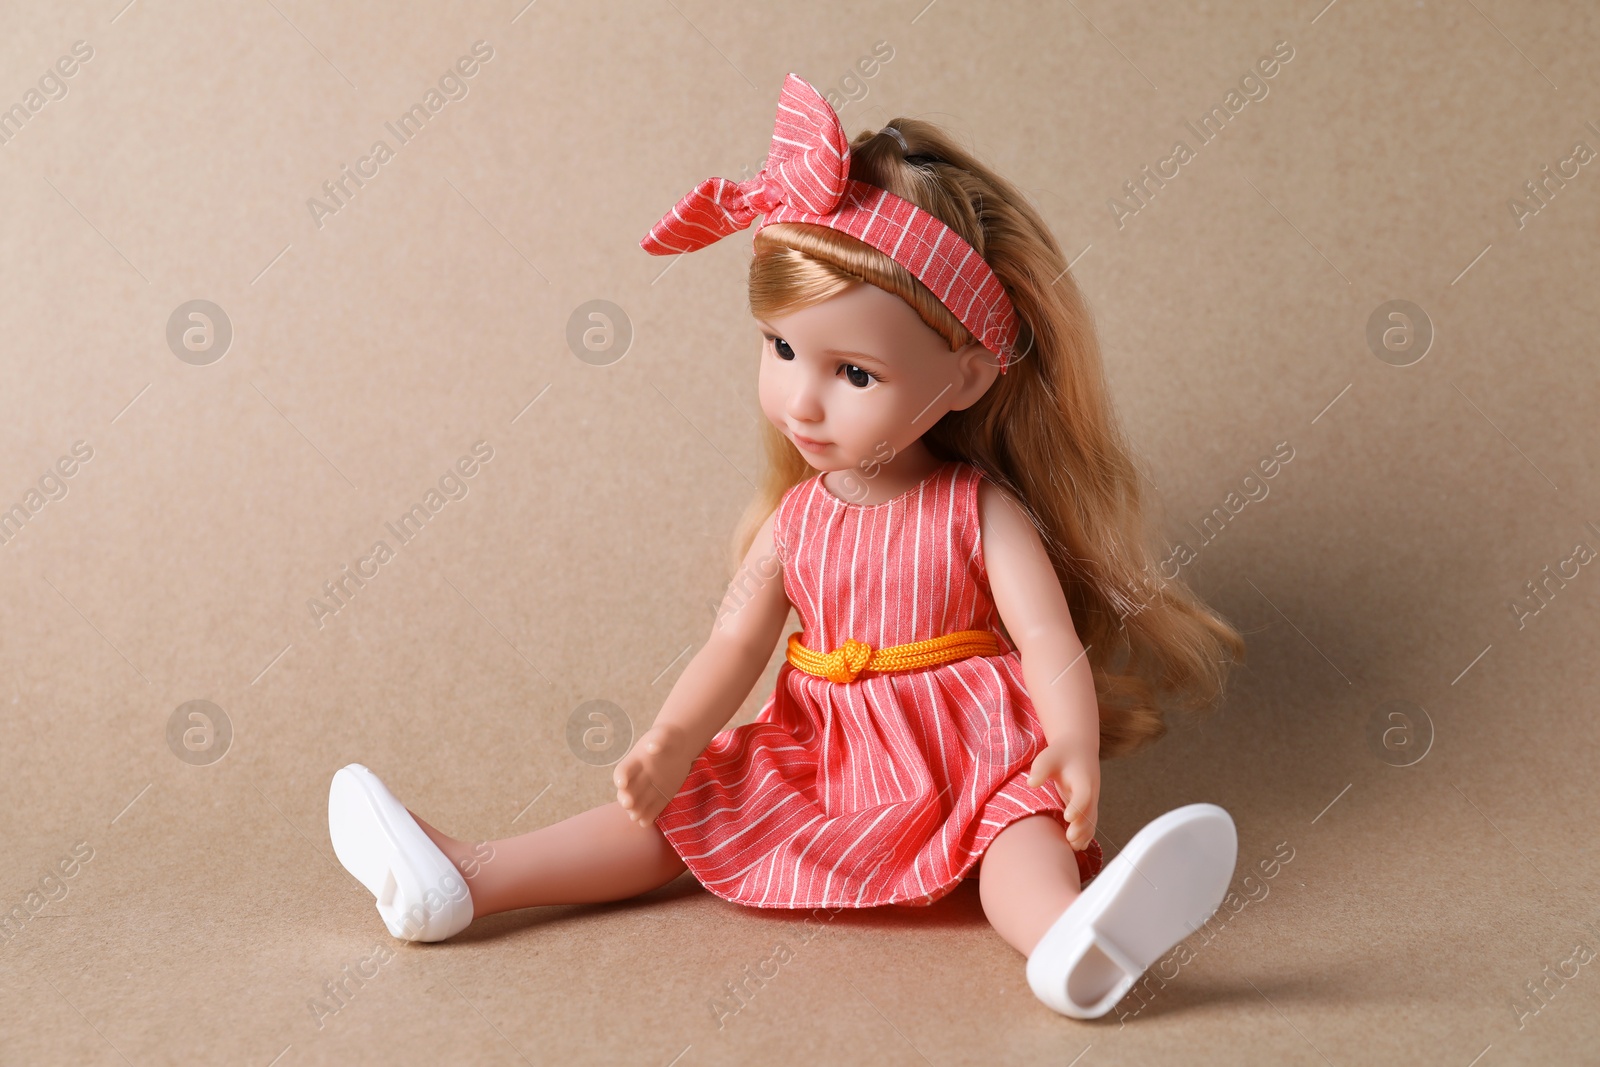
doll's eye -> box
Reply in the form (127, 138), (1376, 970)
(841, 364), (879, 388)
(768, 336), (795, 360)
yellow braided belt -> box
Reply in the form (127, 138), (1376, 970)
(785, 629), (1002, 684)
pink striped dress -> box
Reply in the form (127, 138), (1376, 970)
(656, 459), (1103, 908)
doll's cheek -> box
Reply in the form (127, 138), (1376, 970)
(755, 366), (785, 419)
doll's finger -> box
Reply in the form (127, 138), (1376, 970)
(1060, 791), (1087, 829)
(1026, 754), (1055, 788)
(1069, 781), (1097, 829)
(1063, 807), (1087, 848)
(1069, 807), (1097, 849)
(1059, 766), (1081, 799)
(1054, 781), (1073, 818)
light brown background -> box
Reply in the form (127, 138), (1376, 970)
(3, 0), (1597, 1064)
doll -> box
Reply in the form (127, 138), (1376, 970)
(328, 73), (1247, 1020)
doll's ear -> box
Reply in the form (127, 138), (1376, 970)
(948, 340), (1002, 411)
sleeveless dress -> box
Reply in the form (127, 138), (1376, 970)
(655, 458), (1104, 908)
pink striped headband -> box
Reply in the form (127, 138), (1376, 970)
(640, 73), (1024, 372)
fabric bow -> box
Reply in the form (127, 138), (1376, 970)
(640, 74), (850, 256)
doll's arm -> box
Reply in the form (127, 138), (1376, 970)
(614, 508), (792, 825)
(977, 480), (1101, 848)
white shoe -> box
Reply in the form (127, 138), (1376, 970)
(328, 763), (474, 942)
(1025, 802), (1237, 1018)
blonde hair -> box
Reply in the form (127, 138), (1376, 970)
(732, 118), (1245, 758)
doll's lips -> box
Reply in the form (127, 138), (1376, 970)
(790, 430), (830, 452)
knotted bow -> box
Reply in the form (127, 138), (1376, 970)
(819, 637), (874, 684)
(640, 74), (851, 256)
(638, 73), (1026, 370)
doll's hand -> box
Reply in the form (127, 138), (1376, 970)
(1026, 742), (1100, 851)
(613, 724), (695, 828)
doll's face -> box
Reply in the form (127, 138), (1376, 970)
(756, 281), (998, 473)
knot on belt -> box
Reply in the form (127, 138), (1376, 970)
(785, 629), (1002, 684)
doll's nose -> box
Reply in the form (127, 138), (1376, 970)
(785, 377), (826, 423)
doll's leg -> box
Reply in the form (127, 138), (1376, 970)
(410, 802), (688, 919)
(977, 813), (1082, 956)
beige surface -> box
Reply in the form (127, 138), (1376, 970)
(3, 1), (1598, 1063)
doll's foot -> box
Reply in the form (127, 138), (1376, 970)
(1025, 803), (1237, 1019)
(328, 763), (474, 942)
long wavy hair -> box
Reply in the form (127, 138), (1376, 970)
(730, 117), (1246, 759)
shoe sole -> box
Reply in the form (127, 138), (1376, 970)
(1026, 802), (1238, 1018)
(327, 763), (472, 942)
